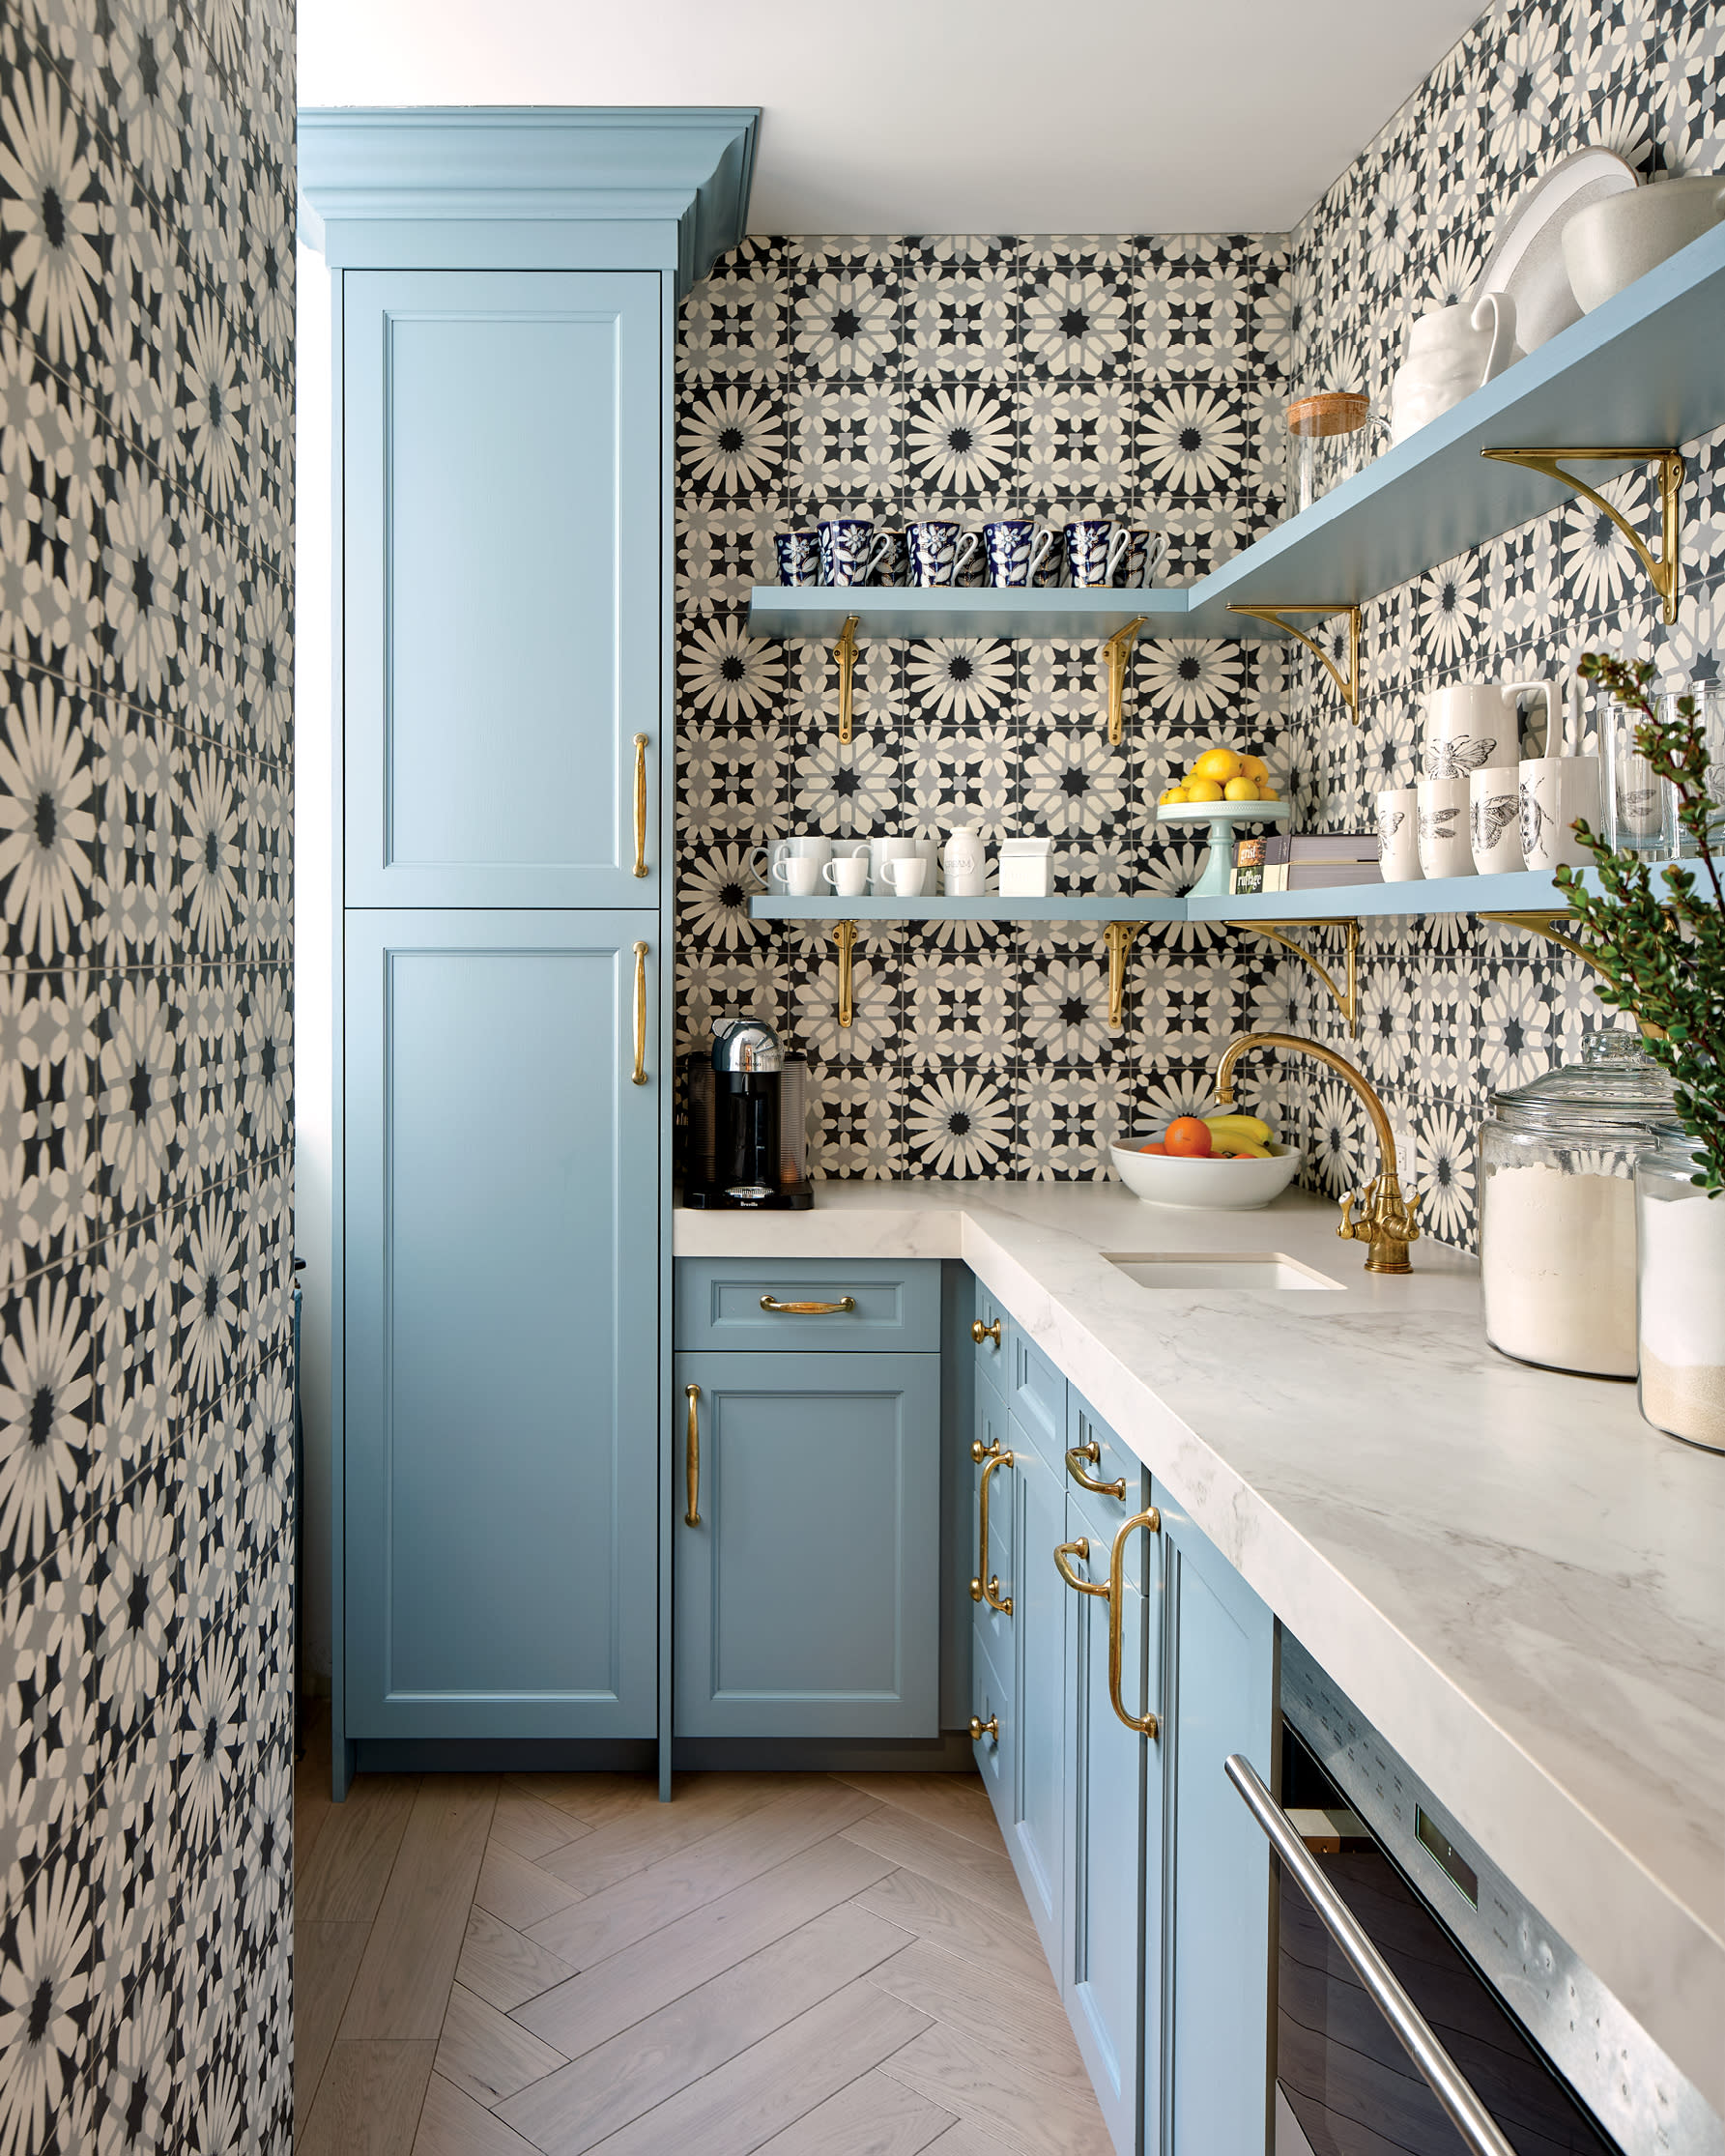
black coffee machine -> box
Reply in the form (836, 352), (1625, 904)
(680, 1018), (813, 1209)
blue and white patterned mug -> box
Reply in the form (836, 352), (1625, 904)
(983, 519), (1057, 589)
(819, 518), (893, 588)
(774, 530), (821, 586)
(906, 521), (981, 589)
(873, 530), (911, 588)
(1065, 519), (1132, 589)
(1117, 530), (1172, 589)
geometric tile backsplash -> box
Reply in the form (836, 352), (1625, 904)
(674, 0), (1724, 1251)
(0, 0), (295, 2142)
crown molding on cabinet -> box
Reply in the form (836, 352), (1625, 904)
(298, 104), (760, 292)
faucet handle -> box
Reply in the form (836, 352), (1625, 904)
(1337, 1173), (1420, 1272)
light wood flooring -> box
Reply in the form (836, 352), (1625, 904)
(293, 1716), (1111, 2156)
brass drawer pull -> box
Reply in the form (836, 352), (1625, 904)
(969, 1714), (998, 1744)
(632, 733), (649, 877)
(683, 1384), (701, 1525)
(1053, 1536), (1108, 1598)
(1107, 1508), (1162, 1737)
(631, 941), (648, 1084)
(971, 1318), (1001, 1346)
(969, 1438), (1014, 1615)
(1066, 1440), (1127, 1502)
(760, 1294), (856, 1315)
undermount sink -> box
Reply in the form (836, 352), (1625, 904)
(1106, 1252), (1343, 1292)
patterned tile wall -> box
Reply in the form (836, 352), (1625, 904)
(0, 0), (295, 2146)
(672, 0), (1723, 1247)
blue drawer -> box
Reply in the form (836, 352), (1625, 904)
(1008, 1324), (1066, 1464)
(676, 1257), (942, 1354)
(1064, 1390), (1150, 1528)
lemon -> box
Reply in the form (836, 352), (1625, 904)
(1239, 754), (1270, 784)
(1257, 785), (1280, 801)
(1193, 747), (1243, 784)
(1223, 774), (1260, 802)
(1159, 786), (1189, 806)
(1186, 777), (1224, 803)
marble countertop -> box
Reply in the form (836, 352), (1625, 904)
(675, 1181), (1725, 2113)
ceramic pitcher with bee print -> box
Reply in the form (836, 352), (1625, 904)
(1422, 681), (1516, 780)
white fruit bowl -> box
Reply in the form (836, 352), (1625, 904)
(1110, 1135), (1304, 1211)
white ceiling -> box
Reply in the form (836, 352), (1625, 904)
(297, 0), (1487, 235)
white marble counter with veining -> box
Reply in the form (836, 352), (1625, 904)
(675, 1181), (1725, 2113)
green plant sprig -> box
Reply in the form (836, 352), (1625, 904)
(1553, 653), (1723, 1195)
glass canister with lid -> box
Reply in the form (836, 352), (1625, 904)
(1478, 1032), (1673, 1377)
(1635, 1120), (1725, 1451)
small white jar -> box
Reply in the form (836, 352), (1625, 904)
(943, 827), (986, 897)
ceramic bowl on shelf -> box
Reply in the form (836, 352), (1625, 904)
(1110, 1136), (1304, 1211)
(1563, 173), (1725, 314)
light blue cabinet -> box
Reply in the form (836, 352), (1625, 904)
(1010, 1433), (1068, 1970)
(343, 910), (659, 1740)
(672, 1348), (941, 1739)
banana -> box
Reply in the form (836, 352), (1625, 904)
(1204, 1112), (1272, 1144)
(1211, 1137), (1272, 1159)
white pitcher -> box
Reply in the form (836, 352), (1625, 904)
(1388, 293), (1522, 445)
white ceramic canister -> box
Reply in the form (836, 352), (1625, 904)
(942, 827), (986, 898)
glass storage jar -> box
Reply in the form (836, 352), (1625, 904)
(1284, 391), (1389, 517)
(1635, 1122), (1725, 1452)
(1478, 1033), (1672, 1377)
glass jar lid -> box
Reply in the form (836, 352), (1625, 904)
(1285, 390), (1370, 439)
(1488, 1030), (1674, 1137)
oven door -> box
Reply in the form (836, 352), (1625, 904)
(1228, 1747), (1622, 2156)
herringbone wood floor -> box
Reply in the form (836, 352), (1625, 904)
(292, 1713), (1112, 2156)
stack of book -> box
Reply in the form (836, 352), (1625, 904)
(1230, 833), (1381, 894)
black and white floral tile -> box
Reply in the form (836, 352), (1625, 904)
(0, 0), (295, 2147)
(674, 0), (1725, 1244)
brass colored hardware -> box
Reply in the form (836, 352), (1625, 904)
(683, 1384), (701, 1526)
(1215, 1031), (1420, 1273)
(1104, 920), (1145, 1032)
(971, 1318), (1002, 1347)
(1107, 1509), (1163, 1737)
(969, 1439), (1014, 1615)
(631, 941), (649, 1084)
(632, 733), (649, 877)
(969, 1713), (999, 1743)
(760, 1294), (856, 1315)
(1101, 616), (1148, 745)
(835, 614), (860, 743)
(1066, 1441), (1127, 1501)
(833, 920), (856, 1028)
(1481, 447), (1684, 624)
(1230, 919), (1361, 1037)
(1479, 910), (1664, 1040)
(1054, 1536), (1107, 1598)
(1226, 603), (1362, 722)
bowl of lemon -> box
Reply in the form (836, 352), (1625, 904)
(1154, 746), (1289, 897)
(1110, 1112), (1303, 1211)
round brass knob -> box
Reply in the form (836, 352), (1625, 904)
(969, 1714), (999, 1744)
(971, 1318), (1001, 1346)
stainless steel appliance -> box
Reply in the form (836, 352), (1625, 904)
(1226, 1634), (1720, 2156)
(680, 1018), (812, 1210)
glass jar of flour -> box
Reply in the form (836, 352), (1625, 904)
(1479, 1033), (1672, 1377)
(1636, 1123), (1725, 1452)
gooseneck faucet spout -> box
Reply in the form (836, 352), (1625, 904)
(1214, 1031), (1421, 1275)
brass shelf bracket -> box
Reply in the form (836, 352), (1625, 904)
(1230, 918), (1361, 1038)
(1481, 447), (1685, 623)
(1479, 908), (1662, 1039)
(1103, 921), (1145, 1033)
(832, 918), (857, 1028)
(834, 614), (860, 744)
(1101, 616), (1148, 745)
(1226, 603), (1362, 723)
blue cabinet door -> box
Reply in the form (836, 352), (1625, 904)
(343, 910), (659, 1740)
(1011, 1431), (1067, 1969)
(971, 1377), (1015, 1675)
(1158, 1490), (1277, 2156)
(343, 270), (663, 908)
(673, 1350), (941, 1739)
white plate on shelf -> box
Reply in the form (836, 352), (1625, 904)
(1476, 148), (1637, 351)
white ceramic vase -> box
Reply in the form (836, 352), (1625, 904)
(1389, 293), (1523, 445)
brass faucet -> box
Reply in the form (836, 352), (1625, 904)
(1213, 1032), (1421, 1275)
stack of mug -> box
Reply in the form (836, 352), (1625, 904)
(775, 516), (1170, 591)
(1376, 677), (1598, 883)
(751, 828), (1026, 900)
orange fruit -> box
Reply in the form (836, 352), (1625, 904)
(1164, 1116), (1213, 1159)
(1138, 1140), (1168, 1155)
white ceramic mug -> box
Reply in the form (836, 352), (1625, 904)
(868, 834), (920, 895)
(889, 855), (928, 898)
(1469, 767), (1525, 874)
(823, 854), (869, 898)
(1520, 756), (1602, 872)
(1417, 776), (1474, 880)
(1376, 787), (1422, 882)
(778, 855), (821, 897)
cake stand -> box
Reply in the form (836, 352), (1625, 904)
(1155, 798), (1293, 898)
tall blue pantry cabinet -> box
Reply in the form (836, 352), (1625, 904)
(302, 110), (759, 1797)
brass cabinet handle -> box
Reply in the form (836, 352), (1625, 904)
(1107, 1508), (1163, 1737)
(683, 1384), (701, 1525)
(1053, 1536), (1108, 1598)
(631, 941), (648, 1084)
(968, 1440), (1014, 1615)
(969, 1714), (998, 1744)
(971, 1318), (1001, 1347)
(759, 1294), (856, 1315)
(632, 733), (649, 877)
(1066, 1440), (1127, 1502)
